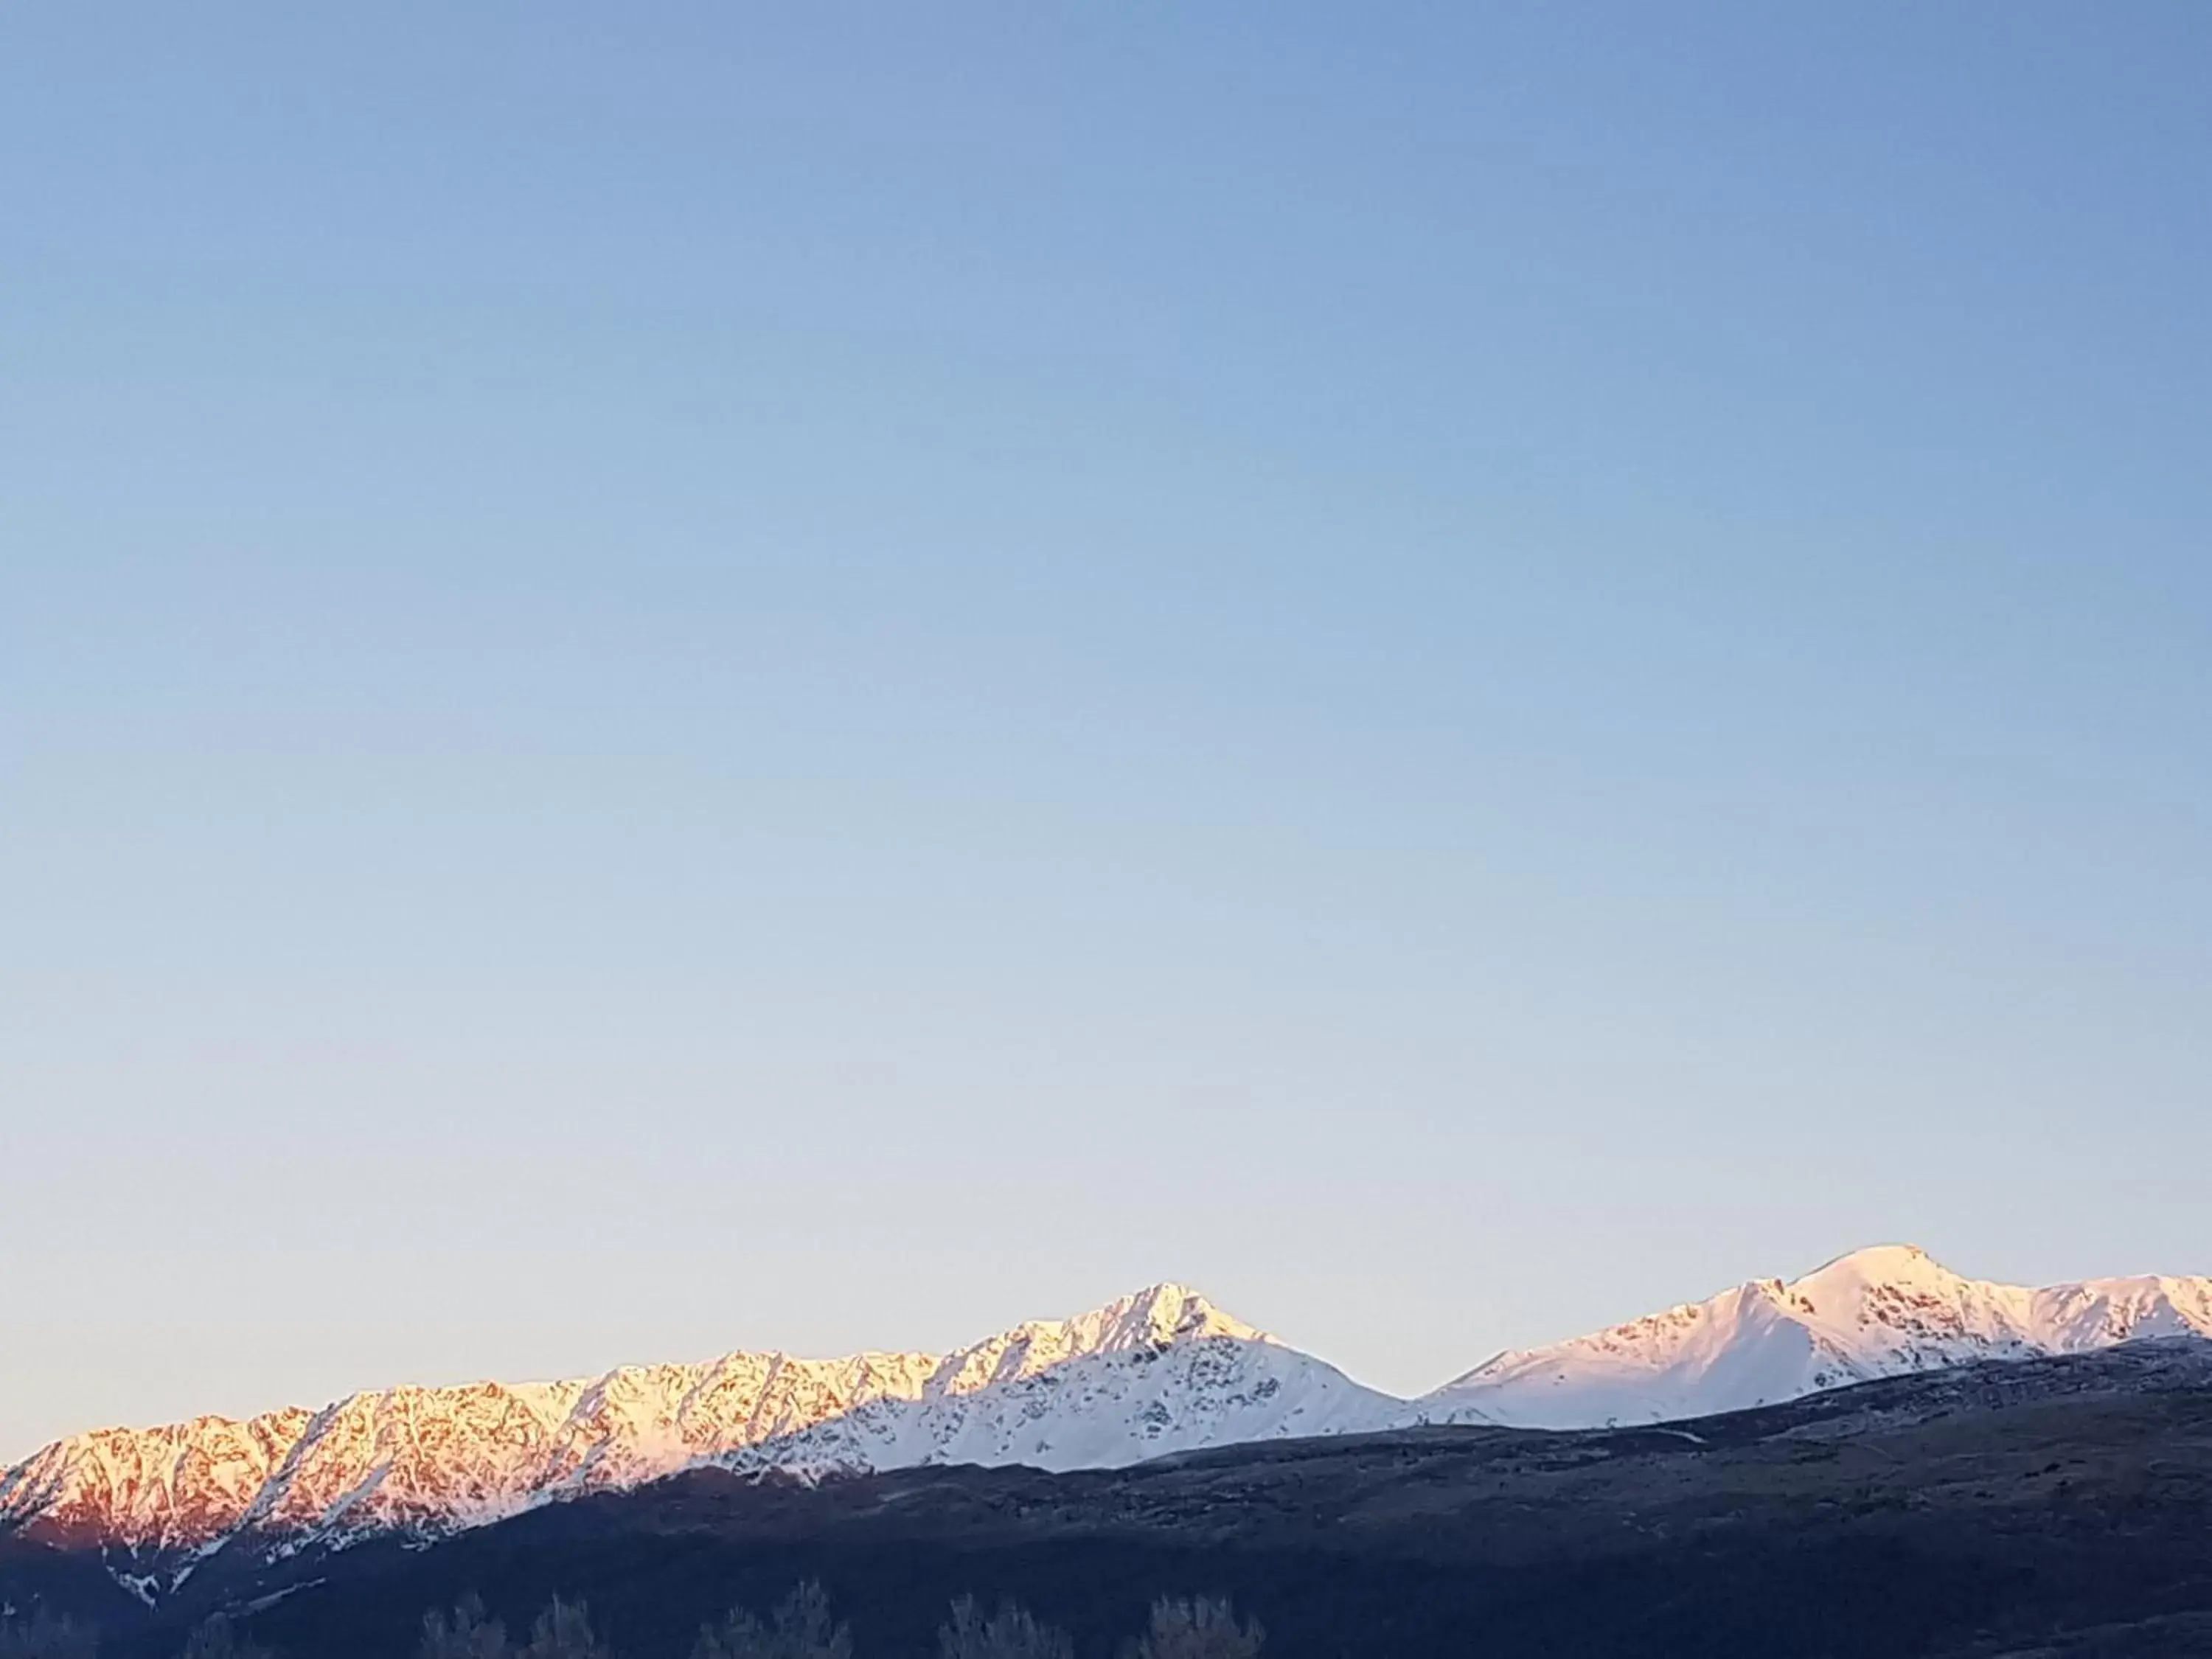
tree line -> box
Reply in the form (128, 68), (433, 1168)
(0, 1583), (1266, 1659)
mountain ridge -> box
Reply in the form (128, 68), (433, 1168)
(0, 1282), (1392, 1593)
(7, 1250), (2211, 1601)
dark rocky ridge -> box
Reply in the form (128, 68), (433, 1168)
(9, 1340), (2212, 1659)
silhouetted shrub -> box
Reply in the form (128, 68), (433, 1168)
(518, 1599), (607, 1659)
(1123, 1596), (1263, 1659)
(937, 1597), (1072, 1659)
(692, 1581), (851, 1659)
(420, 1594), (509, 1659)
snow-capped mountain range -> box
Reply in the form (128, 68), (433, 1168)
(5, 1248), (2210, 1599)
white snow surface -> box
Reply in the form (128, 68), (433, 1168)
(1416, 1244), (2212, 1429)
(4, 1249), (2209, 1585)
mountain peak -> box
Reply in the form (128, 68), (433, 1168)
(1795, 1242), (1947, 1283)
(1074, 1283), (1265, 1349)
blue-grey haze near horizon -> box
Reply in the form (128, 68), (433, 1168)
(1, 4), (2207, 1460)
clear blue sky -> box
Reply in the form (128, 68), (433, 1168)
(3, 4), (2208, 1459)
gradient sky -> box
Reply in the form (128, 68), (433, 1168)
(3, 4), (2208, 1461)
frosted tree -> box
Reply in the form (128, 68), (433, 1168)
(420, 1595), (509, 1659)
(0, 1610), (97, 1659)
(936, 1597), (1073, 1659)
(518, 1599), (608, 1659)
(693, 1581), (852, 1659)
(178, 1617), (274, 1659)
(1123, 1596), (1264, 1659)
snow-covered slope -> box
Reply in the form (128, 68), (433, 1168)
(0, 1284), (1394, 1588)
(1418, 1244), (2212, 1429)
(717, 1292), (1388, 1475)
